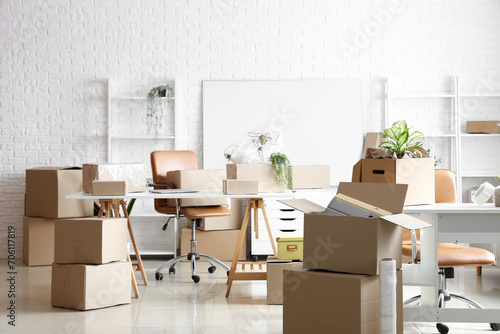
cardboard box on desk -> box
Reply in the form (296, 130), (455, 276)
(82, 163), (146, 194)
(166, 169), (228, 207)
(283, 268), (403, 334)
(180, 228), (245, 261)
(222, 179), (259, 195)
(352, 157), (435, 206)
(51, 261), (131, 311)
(54, 218), (128, 265)
(187, 199), (243, 231)
(92, 180), (126, 196)
(226, 164), (286, 193)
(466, 120), (500, 134)
(266, 256), (303, 305)
(25, 167), (94, 219)
(279, 182), (430, 276)
(292, 165), (330, 189)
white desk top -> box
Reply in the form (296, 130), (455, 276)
(403, 203), (500, 214)
(66, 190), (295, 200)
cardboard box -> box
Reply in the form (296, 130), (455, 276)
(166, 169), (228, 207)
(226, 164), (286, 193)
(222, 179), (259, 195)
(466, 120), (500, 134)
(279, 182), (430, 275)
(82, 163), (146, 194)
(23, 216), (56, 266)
(352, 157), (435, 206)
(292, 165), (330, 189)
(92, 180), (126, 196)
(51, 261), (131, 310)
(25, 167), (94, 219)
(277, 234), (303, 261)
(180, 228), (245, 261)
(54, 218), (128, 264)
(362, 132), (386, 159)
(266, 257), (303, 305)
(283, 268), (403, 334)
(188, 199), (243, 231)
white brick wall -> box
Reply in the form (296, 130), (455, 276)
(1, 0), (500, 259)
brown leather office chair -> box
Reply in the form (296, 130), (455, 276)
(402, 169), (497, 333)
(151, 150), (231, 283)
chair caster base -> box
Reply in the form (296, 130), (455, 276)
(192, 275), (200, 283)
(169, 267), (176, 275)
(252, 255), (259, 262)
(491, 323), (500, 331)
(208, 266), (216, 274)
(437, 323), (449, 334)
(155, 272), (163, 280)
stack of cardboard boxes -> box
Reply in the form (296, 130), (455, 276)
(24, 167), (94, 266)
(279, 182), (430, 334)
(51, 217), (131, 310)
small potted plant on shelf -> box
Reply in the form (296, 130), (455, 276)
(269, 152), (293, 191)
(146, 84), (174, 137)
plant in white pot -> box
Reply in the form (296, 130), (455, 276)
(146, 84), (174, 137)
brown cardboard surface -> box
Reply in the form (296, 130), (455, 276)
(266, 257), (303, 305)
(82, 163), (147, 193)
(282, 268), (403, 334)
(195, 199), (243, 231)
(25, 167), (94, 218)
(226, 164), (286, 193)
(466, 120), (500, 133)
(222, 179), (259, 195)
(166, 169), (227, 207)
(362, 132), (387, 159)
(91, 180), (126, 196)
(54, 218), (128, 264)
(180, 228), (245, 261)
(51, 261), (131, 310)
(335, 193), (393, 216)
(351, 158), (435, 206)
(291, 165), (330, 189)
(23, 216), (57, 266)
(338, 182), (407, 214)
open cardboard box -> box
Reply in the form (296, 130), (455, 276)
(279, 182), (430, 276)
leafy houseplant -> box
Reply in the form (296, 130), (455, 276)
(379, 120), (425, 158)
(269, 152), (293, 191)
(146, 84), (174, 136)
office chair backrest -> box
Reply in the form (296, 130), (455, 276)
(150, 150), (199, 213)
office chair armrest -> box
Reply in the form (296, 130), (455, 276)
(149, 181), (176, 189)
(410, 229), (418, 264)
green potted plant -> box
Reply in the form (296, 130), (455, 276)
(269, 152), (293, 191)
(146, 84), (174, 136)
(379, 120), (425, 158)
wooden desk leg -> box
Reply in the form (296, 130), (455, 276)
(226, 199), (254, 297)
(254, 200), (259, 239)
(259, 199), (277, 256)
(119, 200), (148, 286)
(128, 252), (139, 298)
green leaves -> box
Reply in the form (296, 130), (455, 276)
(146, 85), (174, 137)
(269, 152), (293, 191)
(379, 120), (425, 158)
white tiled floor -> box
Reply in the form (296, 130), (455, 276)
(1, 259), (500, 333)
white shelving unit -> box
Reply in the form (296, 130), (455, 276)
(385, 76), (500, 203)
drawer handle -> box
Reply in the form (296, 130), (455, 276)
(280, 229), (296, 233)
(280, 218), (296, 221)
(287, 245), (298, 252)
(280, 208), (295, 212)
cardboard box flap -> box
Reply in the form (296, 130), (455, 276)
(278, 199), (326, 214)
(381, 213), (431, 230)
(338, 182), (408, 214)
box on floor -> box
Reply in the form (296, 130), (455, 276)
(82, 163), (147, 193)
(279, 182), (430, 276)
(25, 167), (94, 219)
(266, 257), (303, 305)
(166, 169), (228, 207)
(54, 218), (128, 264)
(187, 199), (243, 231)
(180, 228), (245, 261)
(283, 268), (403, 334)
(51, 261), (131, 311)
(352, 157), (435, 206)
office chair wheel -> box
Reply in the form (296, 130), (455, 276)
(169, 267), (176, 275)
(252, 255), (259, 262)
(192, 275), (200, 283)
(436, 323), (449, 334)
(208, 266), (216, 274)
(155, 272), (163, 280)
(490, 323), (500, 331)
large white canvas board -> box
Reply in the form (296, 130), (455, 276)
(202, 79), (363, 185)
